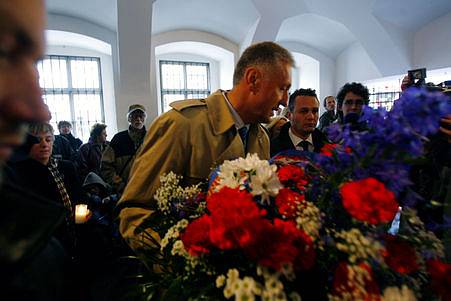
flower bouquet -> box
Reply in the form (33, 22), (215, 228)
(138, 88), (451, 301)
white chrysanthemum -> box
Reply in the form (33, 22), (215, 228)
(216, 153), (282, 201)
(382, 285), (417, 301)
(335, 228), (384, 264)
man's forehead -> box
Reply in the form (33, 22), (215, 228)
(295, 95), (319, 105)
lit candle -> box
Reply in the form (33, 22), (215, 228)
(75, 204), (89, 224)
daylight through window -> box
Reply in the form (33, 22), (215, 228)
(159, 60), (210, 113)
(37, 55), (104, 142)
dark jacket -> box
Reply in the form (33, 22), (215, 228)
(270, 122), (329, 157)
(101, 127), (146, 193)
(77, 138), (107, 181)
(318, 110), (337, 132)
(53, 135), (76, 162)
(0, 167), (67, 301)
(60, 133), (82, 153)
(9, 158), (85, 253)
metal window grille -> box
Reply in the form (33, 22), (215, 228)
(159, 60), (210, 113)
(368, 92), (400, 111)
(37, 55), (104, 142)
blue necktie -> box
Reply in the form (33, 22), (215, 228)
(238, 126), (248, 151)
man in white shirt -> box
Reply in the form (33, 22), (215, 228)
(271, 88), (329, 156)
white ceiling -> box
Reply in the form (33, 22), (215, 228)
(46, 0), (117, 31)
(45, 0), (451, 58)
(372, 0), (451, 31)
(152, 0), (259, 44)
(277, 14), (357, 57)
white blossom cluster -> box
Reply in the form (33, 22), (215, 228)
(215, 153), (282, 203)
(215, 267), (302, 301)
(335, 228), (384, 264)
(154, 172), (201, 215)
(160, 219), (189, 251)
(381, 285), (417, 301)
(294, 201), (322, 240)
(329, 264), (375, 301)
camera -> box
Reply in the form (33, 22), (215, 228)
(408, 68), (427, 86)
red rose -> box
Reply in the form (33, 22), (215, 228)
(427, 259), (451, 301)
(340, 178), (398, 225)
(181, 215), (212, 256)
(332, 261), (380, 301)
(207, 187), (266, 250)
(275, 188), (305, 219)
(384, 235), (419, 274)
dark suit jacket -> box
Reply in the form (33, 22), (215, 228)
(270, 122), (329, 157)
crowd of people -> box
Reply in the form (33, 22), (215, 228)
(1, 0), (450, 300)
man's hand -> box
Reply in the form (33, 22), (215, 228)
(401, 75), (412, 91)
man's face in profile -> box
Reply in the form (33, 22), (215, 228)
(0, 0), (49, 163)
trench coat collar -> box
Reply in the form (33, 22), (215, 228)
(206, 90), (237, 136)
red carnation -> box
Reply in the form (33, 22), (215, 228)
(245, 219), (315, 271)
(207, 187), (266, 250)
(340, 178), (398, 225)
(427, 259), (451, 301)
(332, 262), (380, 301)
(181, 215), (213, 256)
(275, 188), (305, 219)
(278, 165), (305, 183)
(383, 235), (419, 274)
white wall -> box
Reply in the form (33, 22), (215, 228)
(280, 41), (335, 105)
(414, 11), (451, 70)
(46, 44), (118, 136)
(335, 42), (381, 90)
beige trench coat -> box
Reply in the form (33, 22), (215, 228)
(117, 90), (270, 251)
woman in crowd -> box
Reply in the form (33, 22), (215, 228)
(78, 123), (108, 182)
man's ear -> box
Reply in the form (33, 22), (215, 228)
(244, 67), (261, 94)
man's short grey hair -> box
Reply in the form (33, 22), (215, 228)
(28, 122), (54, 136)
(232, 41), (295, 86)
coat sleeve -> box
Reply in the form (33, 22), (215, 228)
(117, 111), (191, 252)
(100, 144), (119, 187)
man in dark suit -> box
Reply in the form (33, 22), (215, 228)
(271, 88), (329, 156)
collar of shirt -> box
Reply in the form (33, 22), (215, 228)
(288, 127), (313, 146)
(222, 90), (249, 131)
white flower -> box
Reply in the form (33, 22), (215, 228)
(216, 275), (226, 288)
(216, 153), (282, 202)
(382, 286), (417, 301)
(334, 228), (384, 264)
(171, 240), (187, 256)
(160, 219), (189, 251)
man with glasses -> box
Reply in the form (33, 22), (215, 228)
(101, 104), (147, 194)
(336, 82), (370, 130)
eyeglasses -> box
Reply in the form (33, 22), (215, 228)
(343, 99), (365, 106)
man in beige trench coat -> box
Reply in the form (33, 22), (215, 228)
(118, 41), (294, 251)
